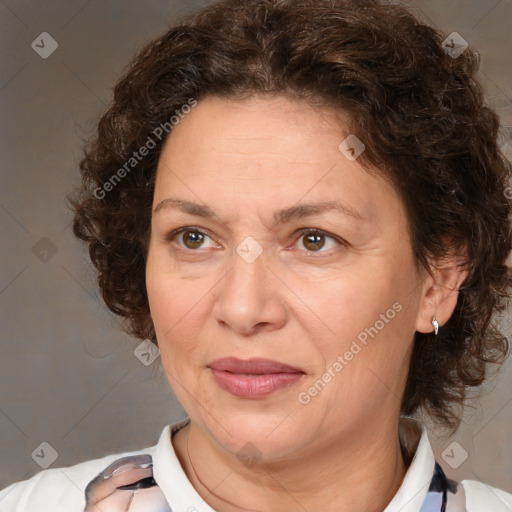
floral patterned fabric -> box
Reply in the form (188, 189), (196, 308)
(420, 463), (467, 512)
(84, 454), (172, 512)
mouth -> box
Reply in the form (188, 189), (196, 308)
(207, 357), (305, 399)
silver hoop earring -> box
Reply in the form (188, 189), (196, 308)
(432, 316), (439, 336)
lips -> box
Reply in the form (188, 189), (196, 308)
(208, 357), (304, 374)
(208, 357), (305, 399)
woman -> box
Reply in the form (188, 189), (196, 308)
(1, 0), (511, 510)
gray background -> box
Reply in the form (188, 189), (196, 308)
(1, 0), (511, 495)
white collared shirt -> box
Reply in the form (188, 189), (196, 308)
(1, 417), (510, 511)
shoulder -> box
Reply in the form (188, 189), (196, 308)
(0, 445), (157, 512)
(462, 479), (512, 512)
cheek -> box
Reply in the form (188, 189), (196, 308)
(146, 263), (207, 363)
(313, 269), (395, 334)
(309, 258), (417, 367)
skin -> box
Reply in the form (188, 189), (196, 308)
(145, 95), (467, 512)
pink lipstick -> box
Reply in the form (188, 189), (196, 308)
(208, 357), (305, 399)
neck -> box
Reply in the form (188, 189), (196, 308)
(173, 416), (409, 512)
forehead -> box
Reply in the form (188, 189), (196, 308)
(159, 95), (352, 169)
(153, 95), (402, 226)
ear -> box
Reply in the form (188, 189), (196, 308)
(415, 247), (469, 335)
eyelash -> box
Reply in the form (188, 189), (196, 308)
(165, 226), (346, 255)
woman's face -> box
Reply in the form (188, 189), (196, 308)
(146, 95), (429, 459)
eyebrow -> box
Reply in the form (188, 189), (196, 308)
(153, 197), (364, 227)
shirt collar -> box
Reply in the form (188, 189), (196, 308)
(153, 416), (216, 512)
(384, 417), (436, 512)
(152, 416), (435, 512)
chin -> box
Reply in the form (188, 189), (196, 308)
(197, 404), (312, 460)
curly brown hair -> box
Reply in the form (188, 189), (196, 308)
(70, 0), (512, 431)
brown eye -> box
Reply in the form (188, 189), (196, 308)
(302, 233), (326, 251)
(295, 229), (341, 253)
(181, 230), (206, 249)
(167, 227), (216, 250)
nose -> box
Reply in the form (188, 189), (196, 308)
(213, 246), (287, 336)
